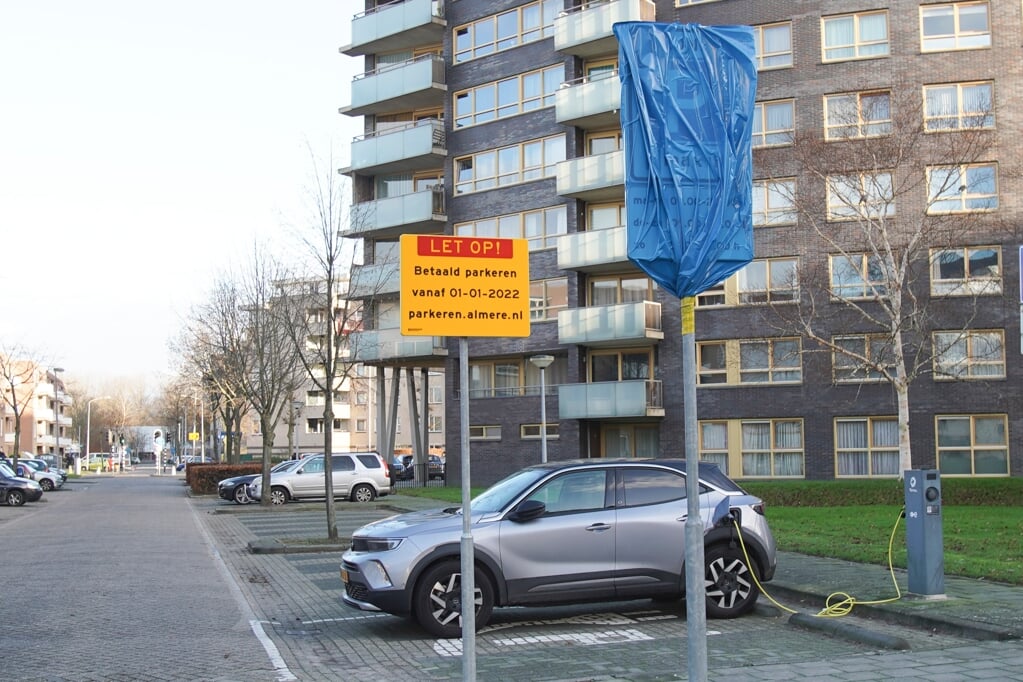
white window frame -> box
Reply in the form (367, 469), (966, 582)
(753, 179), (796, 226)
(933, 330), (1005, 380)
(920, 2), (991, 53)
(453, 0), (559, 63)
(829, 253), (889, 300)
(926, 163), (998, 214)
(753, 22), (793, 70)
(824, 91), (892, 140)
(454, 64), (563, 128)
(740, 419), (805, 478)
(822, 11), (890, 62)
(834, 417), (900, 477)
(923, 81), (995, 131)
(529, 277), (568, 321)
(930, 246), (1001, 296)
(455, 135), (565, 194)
(469, 425), (502, 441)
(520, 423), (559, 440)
(833, 334), (896, 383)
(936, 414), (1008, 475)
(753, 100), (794, 148)
(826, 172), (895, 221)
(455, 204), (566, 251)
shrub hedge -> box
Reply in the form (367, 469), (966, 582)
(186, 463), (261, 495)
(740, 477), (1022, 507)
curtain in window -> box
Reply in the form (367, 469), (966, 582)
(635, 427), (660, 457)
(494, 363), (520, 396)
(872, 419), (899, 475)
(824, 18), (853, 53)
(701, 422), (727, 449)
(469, 364), (493, 398)
(837, 421), (868, 475)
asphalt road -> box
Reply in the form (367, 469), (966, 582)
(3, 472), (1021, 681)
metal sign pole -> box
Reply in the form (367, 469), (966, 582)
(459, 336), (476, 681)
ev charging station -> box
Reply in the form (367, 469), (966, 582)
(904, 469), (946, 597)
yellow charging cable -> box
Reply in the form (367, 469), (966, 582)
(735, 507), (904, 617)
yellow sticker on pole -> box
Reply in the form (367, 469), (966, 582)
(400, 235), (530, 337)
(681, 297), (695, 335)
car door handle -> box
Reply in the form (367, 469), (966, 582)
(676, 516), (686, 523)
(585, 523), (612, 532)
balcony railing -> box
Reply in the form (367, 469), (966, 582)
(343, 0), (446, 57)
(557, 379), (664, 419)
(349, 328), (447, 364)
(556, 150), (624, 200)
(347, 118), (446, 175)
(558, 300), (662, 347)
(346, 186), (446, 239)
(342, 54), (446, 117)
(554, 0), (656, 58)
(555, 71), (620, 129)
(349, 261), (400, 299)
(557, 225), (636, 272)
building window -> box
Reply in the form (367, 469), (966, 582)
(833, 334), (895, 382)
(753, 179), (796, 226)
(454, 65), (563, 128)
(469, 357), (566, 398)
(741, 420), (804, 477)
(588, 349), (652, 383)
(521, 423), (559, 440)
(334, 419), (350, 432)
(753, 22), (793, 70)
(826, 172), (894, 221)
(355, 419), (367, 433)
(829, 254), (888, 299)
(753, 100), (794, 148)
(355, 391), (368, 405)
(428, 415), (443, 433)
(455, 135), (565, 194)
(824, 91), (891, 140)
(933, 330), (1005, 379)
(930, 246), (1001, 296)
(586, 201), (626, 231)
(530, 277), (568, 321)
(924, 81), (994, 131)
(921, 2), (990, 52)
(455, 205), (567, 251)
(835, 418), (899, 477)
(822, 11), (889, 62)
(927, 163), (998, 213)
(737, 257), (798, 304)
(697, 338), (802, 385)
(937, 414), (1008, 475)
(588, 275), (655, 305)
(453, 0), (559, 63)
(698, 421), (730, 474)
(696, 281), (726, 307)
(429, 386), (443, 404)
(469, 425), (502, 441)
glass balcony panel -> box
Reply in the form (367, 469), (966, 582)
(555, 75), (620, 129)
(344, 0), (446, 56)
(349, 120), (445, 175)
(344, 55), (446, 117)
(558, 301), (662, 347)
(346, 188), (446, 240)
(350, 328), (447, 363)
(557, 225), (632, 272)
(557, 379), (664, 419)
(555, 0), (656, 57)
(350, 262), (400, 299)
(556, 150), (624, 201)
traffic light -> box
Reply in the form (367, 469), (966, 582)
(154, 429), (162, 440)
(119, 435), (125, 446)
(106, 429), (113, 445)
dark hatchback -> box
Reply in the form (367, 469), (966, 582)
(0, 462), (44, 506)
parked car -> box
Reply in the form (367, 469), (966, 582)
(248, 452), (391, 505)
(340, 458), (777, 638)
(390, 456), (414, 483)
(0, 462), (44, 506)
(217, 460), (301, 505)
(19, 459), (64, 491)
(428, 454), (445, 480)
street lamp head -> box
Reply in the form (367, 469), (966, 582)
(529, 354), (555, 370)
(292, 400), (304, 410)
(52, 367), (65, 373)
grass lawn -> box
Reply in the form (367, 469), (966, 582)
(396, 484), (1023, 585)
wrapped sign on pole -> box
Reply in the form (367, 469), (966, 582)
(614, 21), (756, 681)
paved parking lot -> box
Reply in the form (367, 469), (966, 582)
(4, 473), (1023, 681)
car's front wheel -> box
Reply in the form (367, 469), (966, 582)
(268, 486), (289, 505)
(350, 484), (376, 503)
(39, 479), (55, 492)
(414, 561), (495, 638)
(233, 485), (251, 505)
(6, 489), (26, 506)
(704, 544), (759, 618)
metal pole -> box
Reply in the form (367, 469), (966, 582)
(682, 297), (708, 680)
(459, 337), (476, 681)
(200, 394), (206, 460)
(52, 368), (64, 465)
(539, 366), (548, 463)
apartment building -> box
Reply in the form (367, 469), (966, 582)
(340, 0), (1022, 485)
(1, 363), (72, 459)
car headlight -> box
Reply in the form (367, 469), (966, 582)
(361, 538), (403, 552)
(28, 481), (42, 490)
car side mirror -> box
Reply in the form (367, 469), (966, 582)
(507, 499), (546, 523)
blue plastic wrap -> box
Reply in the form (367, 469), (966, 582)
(614, 22), (757, 299)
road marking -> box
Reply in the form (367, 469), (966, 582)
(435, 629), (654, 656)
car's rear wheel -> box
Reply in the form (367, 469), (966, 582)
(414, 561), (494, 638)
(233, 484), (251, 505)
(6, 489), (26, 506)
(269, 486), (289, 505)
(704, 544), (759, 618)
(39, 479), (55, 491)
(350, 484), (376, 503)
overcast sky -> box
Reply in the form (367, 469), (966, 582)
(0, 1), (362, 390)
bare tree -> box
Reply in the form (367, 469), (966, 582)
(766, 83), (1015, 475)
(0, 343), (44, 463)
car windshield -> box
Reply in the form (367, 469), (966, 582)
(0, 463), (16, 477)
(471, 468), (549, 514)
(272, 460), (302, 473)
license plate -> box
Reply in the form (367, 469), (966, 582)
(340, 568), (349, 583)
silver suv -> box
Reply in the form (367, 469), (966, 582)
(340, 459), (777, 638)
(248, 452), (391, 505)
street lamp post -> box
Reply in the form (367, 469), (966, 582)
(52, 368), (64, 466)
(290, 400), (303, 460)
(83, 396), (110, 475)
(529, 355), (554, 464)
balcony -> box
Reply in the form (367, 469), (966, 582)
(345, 119), (446, 176)
(556, 150), (624, 201)
(558, 226), (638, 273)
(346, 187), (446, 240)
(349, 261), (400, 299)
(555, 0), (656, 58)
(341, 54), (446, 117)
(342, 0), (446, 57)
(558, 300), (662, 347)
(558, 379), (664, 419)
(555, 73), (620, 129)
(349, 328), (448, 365)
